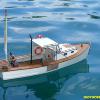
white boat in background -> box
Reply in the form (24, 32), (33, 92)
(0, 10), (90, 80)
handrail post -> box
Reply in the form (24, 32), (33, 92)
(29, 34), (32, 64)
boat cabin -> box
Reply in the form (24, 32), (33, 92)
(31, 36), (59, 64)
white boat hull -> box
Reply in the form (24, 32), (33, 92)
(0, 45), (90, 80)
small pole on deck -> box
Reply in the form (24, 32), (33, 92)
(29, 34), (33, 64)
(55, 45), (57, 60)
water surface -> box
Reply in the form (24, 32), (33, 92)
(0, 0), (100, 100)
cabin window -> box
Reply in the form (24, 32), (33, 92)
(71, 51), (74, 53)
(64, 53), (67, 56)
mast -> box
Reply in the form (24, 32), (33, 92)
(4, 9), (8, 61)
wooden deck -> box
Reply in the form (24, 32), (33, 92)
(0, 43), (90, 72)
(0, 59), (43, 72)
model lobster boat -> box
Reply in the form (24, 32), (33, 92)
(0, 36), (90, 80)
(0, 10), (90, 80)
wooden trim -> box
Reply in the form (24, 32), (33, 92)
(47, 63), (58, 71)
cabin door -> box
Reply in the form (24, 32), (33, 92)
(43, 48), (55, 65)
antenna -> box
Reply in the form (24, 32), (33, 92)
(4, 9), (8, 61)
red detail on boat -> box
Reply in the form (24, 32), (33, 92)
(34, 46), (43, 55)
(48, 54), (52, 58)
(36, 34), (44, 38)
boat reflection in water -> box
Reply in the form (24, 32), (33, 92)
(0, 59), (89, 100)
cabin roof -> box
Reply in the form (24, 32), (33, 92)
(32, 37), (58, 47)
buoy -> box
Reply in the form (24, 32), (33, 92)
(34, 46), (43, 55)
